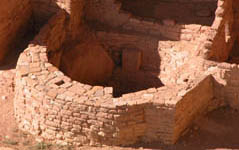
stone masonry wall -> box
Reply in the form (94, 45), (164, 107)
(14, 6), (216, 146)
(86, 0), (239, 63)
(96, 31), (161, 72)
(174, 75), (214, 142)
(85, 0), (218, 41)
(87, 0), (229, 79)
(0, 0), (32, 63)
(11, 0), (239, 147)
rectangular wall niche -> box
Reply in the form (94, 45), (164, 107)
(122, 49), (142, 72)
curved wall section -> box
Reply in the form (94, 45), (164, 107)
(14, 10), (215, 146)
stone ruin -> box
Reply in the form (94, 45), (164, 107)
(0, 0), (239, 146)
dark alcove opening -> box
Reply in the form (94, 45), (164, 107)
(49, 39), (164, 98)
(227, 40), (239, 64)
(118, 0), (217, 26)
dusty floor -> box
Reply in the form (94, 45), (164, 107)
(0, 66), (239, 150)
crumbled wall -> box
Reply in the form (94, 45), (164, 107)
(0, 0), (32, 63)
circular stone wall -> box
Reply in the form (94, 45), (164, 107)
(14, 11), (181, 146)
(13, 0), (233, 147)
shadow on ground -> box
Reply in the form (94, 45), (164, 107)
(130, 107), (239, 150)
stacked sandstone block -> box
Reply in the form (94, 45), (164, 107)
(86, 0), (231, 60)
(11, 0), (239, 147)
(85, 0), (217, 41)
(15, 41), (214, 145)
(12, 1), (217, 146)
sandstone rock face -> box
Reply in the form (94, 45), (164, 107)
(31, 0), (86, 36)
(60, 39), (115, 85)
(68, 0), (86, 39)
(31, 0), (71, 27)
(122, 49), (142, 73)
(0, 0), (31, 63)
(206, 0), (236, 61)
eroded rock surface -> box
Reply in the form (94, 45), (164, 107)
(0, 0), (31, 63)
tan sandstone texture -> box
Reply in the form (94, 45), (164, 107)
(0, 0), (237, 147)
